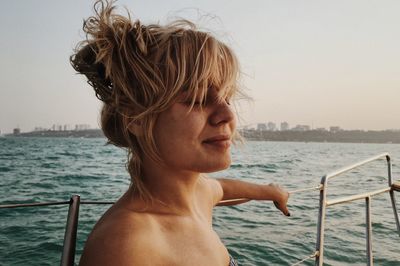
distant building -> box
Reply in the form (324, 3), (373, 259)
(51, 124), (63, 131)
(267, 122), (276, 131)
(292, 124), (311, 131)
(13, 128), (21, 135)
(63, 124), (74, 131)
(64, 125), (71, 131)
(257, 123), (267, 131)
(315, 127), (327, 132)
(34, 127), (47, 131)
(329, 126), (341, 133)
(75, 124), (91, 131)
(280, 122), (289, 131)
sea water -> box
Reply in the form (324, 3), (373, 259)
(0, 137), (399, 266)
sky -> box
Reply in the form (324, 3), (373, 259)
(1, 0), (399, 134)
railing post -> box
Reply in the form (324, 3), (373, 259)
(387, 155), (400, 236)
(366, 196), (373, 266)
(60, 195), (80, 266)
(389, 190), (400, 236)
(386, 155), (392, 186)
(315, 177), (327, 266)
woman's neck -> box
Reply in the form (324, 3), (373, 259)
(127, 160), (203, 216)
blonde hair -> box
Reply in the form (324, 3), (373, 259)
(70, 0), (242, 201)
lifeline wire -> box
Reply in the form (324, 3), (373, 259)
(218, 184), (323, 205)
(289, 184), (323, 194)
(291, 251), (319, 266)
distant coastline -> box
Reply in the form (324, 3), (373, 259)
(4, 129), (400, 144)
(239, 129), (400, 144)
(4, 129), (104, 138)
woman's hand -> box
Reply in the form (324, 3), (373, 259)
(216, 178), (290, 215)
(268, 183), (290, 216)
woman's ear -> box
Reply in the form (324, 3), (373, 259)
(123, 114), (143, 137)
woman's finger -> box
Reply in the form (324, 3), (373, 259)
(273, 201), (290, 216)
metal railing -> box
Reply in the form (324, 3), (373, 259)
(314, 153), (400, 266)
(0, 193), (248, 265)
(0, 196), (115, 266)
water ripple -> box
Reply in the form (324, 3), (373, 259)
(1, 138), (400, 265)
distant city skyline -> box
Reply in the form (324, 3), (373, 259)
(1, 1), (400, 134)
(3, 121), (399, 136)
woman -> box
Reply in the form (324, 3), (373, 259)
(71, 1), (290, 265)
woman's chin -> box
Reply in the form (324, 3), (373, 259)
(201, 158), (231, 173)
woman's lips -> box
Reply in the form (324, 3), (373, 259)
(203, 135), (231, 149)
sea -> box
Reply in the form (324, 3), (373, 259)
(0, 137), (399, 266)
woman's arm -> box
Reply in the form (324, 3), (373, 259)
(216, 178), (290, 216)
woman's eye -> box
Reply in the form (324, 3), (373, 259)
(183, 101), (204, 107)
(194, 99), (208, 106)
(223, 97), (231, 105)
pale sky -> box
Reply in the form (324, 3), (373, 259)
(1, 0), (399, 134)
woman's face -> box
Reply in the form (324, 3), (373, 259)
(153, 87), (236, 174)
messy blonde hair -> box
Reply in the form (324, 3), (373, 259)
(70, 0), (242, 201)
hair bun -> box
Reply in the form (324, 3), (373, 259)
(70, 44), (113, 103)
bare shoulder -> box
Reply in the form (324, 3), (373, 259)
(79, 209), (163, 266)
(200, 175), (223, 206)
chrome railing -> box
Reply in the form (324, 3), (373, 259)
(315, 153), (400, 266)
(0, 196), (115, 266)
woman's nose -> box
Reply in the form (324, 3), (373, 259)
(209, 101), (235, 126)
